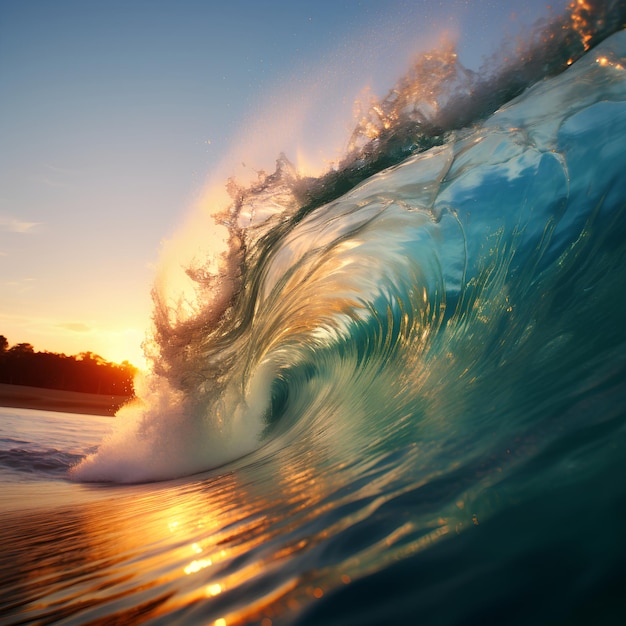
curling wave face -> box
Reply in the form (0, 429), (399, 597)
(71, 24), (626, 483)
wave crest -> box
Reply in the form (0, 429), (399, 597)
(71, 4), (626, 483)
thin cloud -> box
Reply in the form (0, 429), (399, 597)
(0, 215), (43, 233)
(40, 163), (80, 189)
(57, 322), (93, 333)
(40, 177), (73, 190)
(2, 278), (36, 294)
(43, 163), (81, 175)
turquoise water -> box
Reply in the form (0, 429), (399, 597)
(1, 11), (626, 626)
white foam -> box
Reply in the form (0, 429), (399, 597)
(70, 370), (267, 483)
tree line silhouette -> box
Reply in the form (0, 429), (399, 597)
(0, 335), (136, 396)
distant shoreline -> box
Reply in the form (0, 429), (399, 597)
(0, 382), (133, 416)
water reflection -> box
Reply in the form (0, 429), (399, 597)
(1, 369), (515, 626)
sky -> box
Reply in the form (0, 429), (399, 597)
(0, 0), (570, 368)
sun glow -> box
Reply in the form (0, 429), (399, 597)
(0, 312), (149, 370)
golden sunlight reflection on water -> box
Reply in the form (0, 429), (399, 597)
(0, 365), (522, 626)
(1, 442), (343, 624)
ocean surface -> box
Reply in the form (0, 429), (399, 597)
(2, 4), (626, 625)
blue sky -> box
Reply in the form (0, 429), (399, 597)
(0, 0), (568, 366)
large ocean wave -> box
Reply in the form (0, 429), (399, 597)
(71, 1), (626, 483)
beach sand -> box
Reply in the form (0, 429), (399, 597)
(0, 383), (132, 416)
